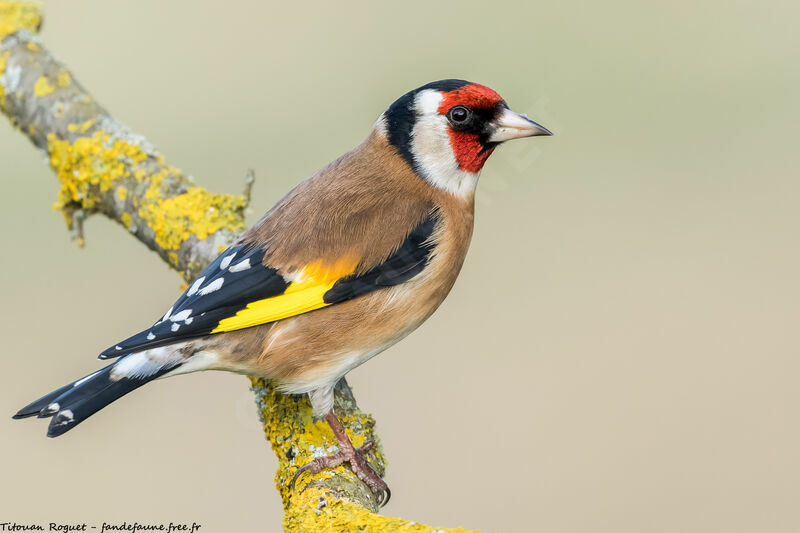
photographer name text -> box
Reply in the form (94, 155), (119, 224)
(0, 523), (201, 533)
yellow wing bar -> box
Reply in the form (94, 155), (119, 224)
(210, 257), (357, 333)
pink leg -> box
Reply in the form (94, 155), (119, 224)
(291, 412), (390, 506)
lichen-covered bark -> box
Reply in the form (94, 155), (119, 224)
(1, 2), (480, 531)
(252, 378), (478, 532)
(0, 1), (244, 281)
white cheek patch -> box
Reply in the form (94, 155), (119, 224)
(411, 90), (480, 198)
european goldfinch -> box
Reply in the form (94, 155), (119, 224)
(14, 79), (551, 501)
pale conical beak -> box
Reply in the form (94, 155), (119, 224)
(487, 107), (552, 143)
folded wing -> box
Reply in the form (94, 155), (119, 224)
(99, 212), (438, 359)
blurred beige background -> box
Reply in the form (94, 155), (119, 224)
(2, 0), (800, 531)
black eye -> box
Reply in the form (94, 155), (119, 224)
(448, 105), (471, 124)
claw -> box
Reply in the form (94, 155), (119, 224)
(377, 486), (391, 507)
(291, 461), (316, 491)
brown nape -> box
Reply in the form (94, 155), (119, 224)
(292, 412), (390, 506)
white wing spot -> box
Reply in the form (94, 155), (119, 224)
(147, 332), (156, 340)
(171, 323), (180, 332)
(162, 306), (174, 322)
(184, 317), (194, 325)
(199, 277), (224, 295)
(220, 253), (236, 270)
(186, 276), (205, 297)
(229, 258), (251, 272)
(170, 309), (192, 322)
(115, 345), (122, 351)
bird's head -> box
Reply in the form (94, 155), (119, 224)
(379, 79), (551, 197)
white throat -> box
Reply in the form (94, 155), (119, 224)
(410, 90), (480, 198)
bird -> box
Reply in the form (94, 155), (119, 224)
(13, 79), (551, 504)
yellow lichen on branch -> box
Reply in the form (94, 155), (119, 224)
(32, 74), (52, 96)
(0, 0), (41, 39)
(3, 7), (246, 278)
(251, 378), (476, 533)
(138, 183), (246, 250)
(48, 130), (148, 210)
(288, 487), (478, 533)
(56, 69), (70, 87)
(120, 211), (133, 231)
(47, 129), (245, 251)
(0, 49), (8, 110)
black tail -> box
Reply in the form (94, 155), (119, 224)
(13, 360), (179, 437)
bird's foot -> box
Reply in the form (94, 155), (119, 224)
(291, 413), (390, 506)
(292, 439), (389, 504)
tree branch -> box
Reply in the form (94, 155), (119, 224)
(1, 2), (478, 531)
